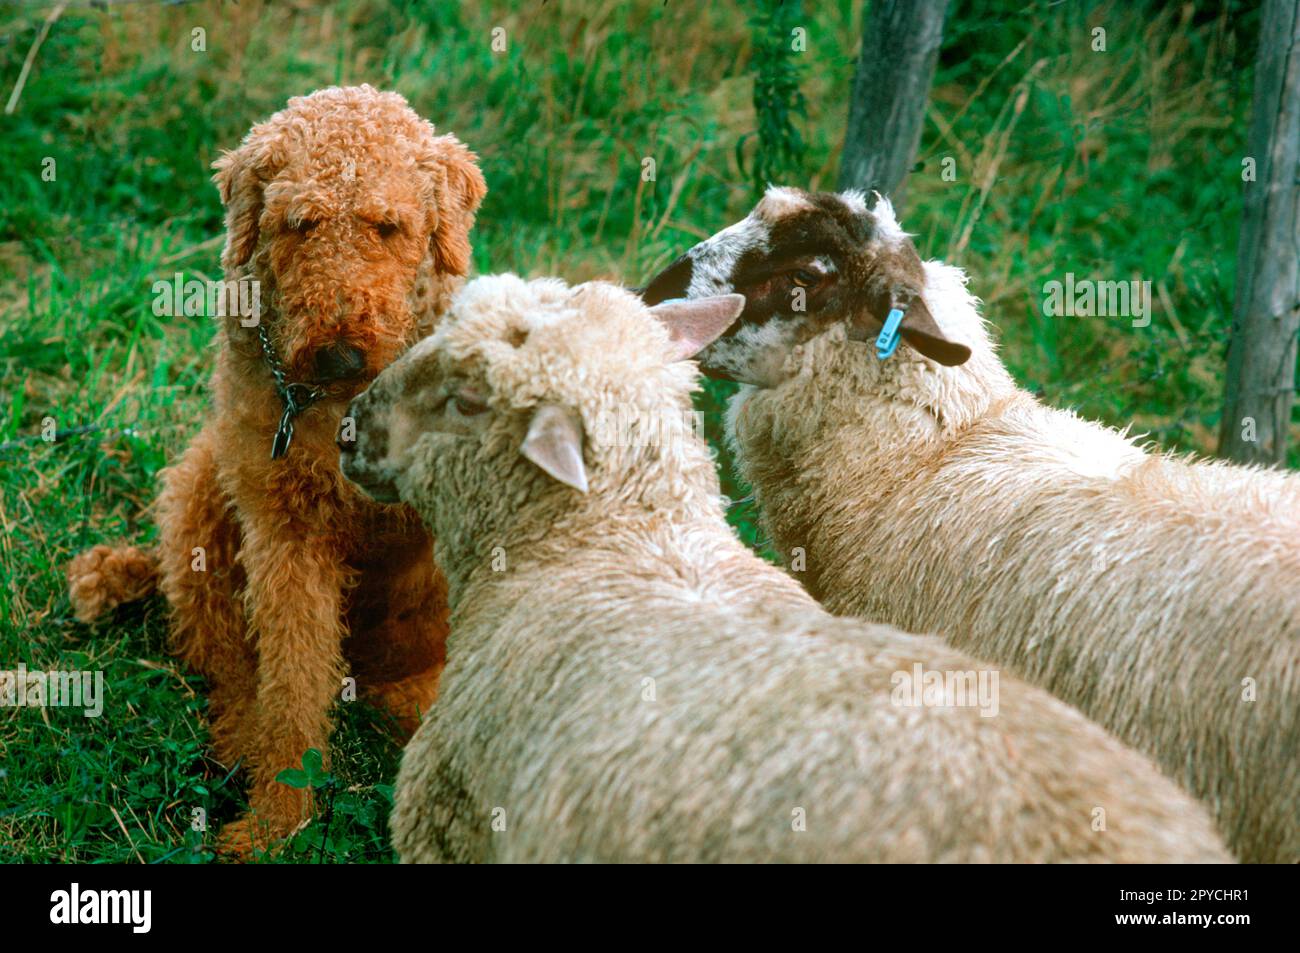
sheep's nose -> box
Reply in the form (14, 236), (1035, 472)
(315, 343), (367, 381)
(338, 405), (357, 454)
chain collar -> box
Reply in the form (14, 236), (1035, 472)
(258, 323), (326, 460)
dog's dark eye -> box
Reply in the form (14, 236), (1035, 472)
(294, 219), (319, 234)
(790, 269), (820, 288)
(376, 221), (399, 239)
(450, 393), (489, 417)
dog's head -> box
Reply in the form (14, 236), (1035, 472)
(213, 84), (487, 392)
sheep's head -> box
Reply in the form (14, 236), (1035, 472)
(639, 186), (971, 386)
(339, 274), (742, 532)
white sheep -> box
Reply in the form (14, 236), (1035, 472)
(641, 186), (1300, 863)
(339, 273), (1230, 863)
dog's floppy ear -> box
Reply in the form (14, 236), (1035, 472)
(212, 131), (275, 272)
(520, 404), (588, 493)
(648, 294), (746, 361)
(423, 133), (488, 277)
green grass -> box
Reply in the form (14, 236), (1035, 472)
(0, 0), (1281, 862)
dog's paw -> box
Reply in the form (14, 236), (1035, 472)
(66, 544), (158, 623)
(365, 667), (442, 743)
(216, 785), (315, 861)
(216, 816), (282, 862)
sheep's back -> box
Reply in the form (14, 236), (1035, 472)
(799, 402), (1300, 863)
(392, 566), (1229, 863)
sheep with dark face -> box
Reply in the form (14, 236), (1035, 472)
(340, 273), (1230, 864)
(641, 186), (1300, 863)
(640, 186), (971, 385)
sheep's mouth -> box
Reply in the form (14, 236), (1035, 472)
(340, 461), (401, 504)
(701, 366), (737, 382)
(338, 445), (402, 503)
(697, 355), (740, 383)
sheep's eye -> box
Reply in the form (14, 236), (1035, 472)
(376, 221), (399, 239)
(790, 269), (820, 288)
(294, 218), (319, 234)
(450, 393), (489, 417)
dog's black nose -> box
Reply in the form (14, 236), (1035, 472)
(314, 343), (367, 381)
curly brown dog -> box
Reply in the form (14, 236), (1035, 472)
(67, 85), (486, 857)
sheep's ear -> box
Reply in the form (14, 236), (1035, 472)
(896, 298), (972, 366)
(852, 293), (972, 367)
(648, 294), (746, 361)
(520, 404), (588, 493)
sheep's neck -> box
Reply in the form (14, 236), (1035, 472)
(728, 340), (1019, 599)
(437, 477), (810, 619)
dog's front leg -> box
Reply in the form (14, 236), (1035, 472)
(221, 528), (350, 857)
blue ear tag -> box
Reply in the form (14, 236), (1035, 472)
(876, 308), (905, 360)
